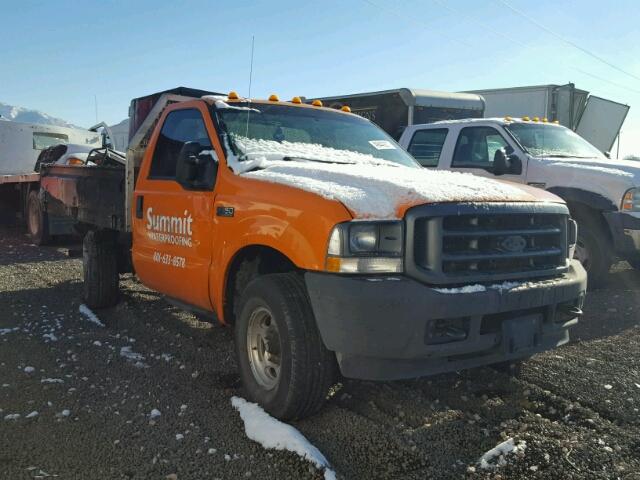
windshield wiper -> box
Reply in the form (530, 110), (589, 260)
(282, 156), (357, 165)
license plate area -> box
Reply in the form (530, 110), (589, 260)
(502, 314), (542, 354)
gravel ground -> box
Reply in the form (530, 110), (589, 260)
(1, 225), (639, 480)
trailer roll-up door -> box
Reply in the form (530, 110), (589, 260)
(575, 96), (629, 153)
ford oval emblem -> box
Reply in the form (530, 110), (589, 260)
(499, 235), (527, 253)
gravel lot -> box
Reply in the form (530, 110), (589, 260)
(1, 225), (639, 480)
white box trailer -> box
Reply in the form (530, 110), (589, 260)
(465, 83), (629, 154)
(0, 120), (102, 242)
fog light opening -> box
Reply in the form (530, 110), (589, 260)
(425, 318), (469, 345)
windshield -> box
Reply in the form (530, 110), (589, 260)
(505, 123), (604, 159)
(212, 102), (419, 168)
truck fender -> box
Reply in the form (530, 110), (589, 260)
(546, 187), (617, 212)
(210, 221), (323, 324)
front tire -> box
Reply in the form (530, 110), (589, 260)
(83, 230), (119, 309)
(573, 215), (611, 289)
(26, 190), (50, 245)
(234, 272), (337, 420)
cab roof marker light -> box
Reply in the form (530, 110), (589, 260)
(522, 116), (530, 121)
(504, 115), (512, 121)
(533, 116), (540, 122)
(312, 99), (323, 107)
(542, 117), (548, 123)
(553, 120), (560, 124)
(228, 91), (239, 100)
(291, 96), (302, 104)
(341, 105), (352, 112)
(268, 94), (279, 102)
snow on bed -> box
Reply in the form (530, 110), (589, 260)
(79, 304), (104, 327)
(231, 396), (336, 480)
(478, 437), (527, 469)
(223, 136), (533, 219)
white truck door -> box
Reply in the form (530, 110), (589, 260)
(402, 126), (452, 168)
(445, 125), (526, 183)
(575, 96), (629, 153)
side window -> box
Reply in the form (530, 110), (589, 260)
(407, 128), (448, 167)
(149, 109), (212, 179)
(452, 127), (508, 169)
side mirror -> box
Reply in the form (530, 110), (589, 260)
(604, 151), (611, 159)
(176, 142), (218, 190)
(493, 148), (522, 176)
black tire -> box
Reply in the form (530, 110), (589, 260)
(573, 214), (612, 289)
(26, 190), (50, 245)
(234, 272), (337, 420)
(83, 230), (119, 309)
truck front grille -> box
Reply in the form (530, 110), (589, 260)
(405, 203), (570, 285)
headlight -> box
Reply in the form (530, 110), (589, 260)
(622, 188), (640, 212)
(326, 221), (404, 274)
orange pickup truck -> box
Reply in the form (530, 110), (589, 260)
(41, 87), (587, 419)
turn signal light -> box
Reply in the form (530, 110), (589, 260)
(268, 94), (279, 102)
(228, 91), (239, 100)
(68, 157), (84, 165)
(312, 99), (323, 107)
(291, 96), (302, 104)
(341, 105), (351, 112)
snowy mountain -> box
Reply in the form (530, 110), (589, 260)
(0, 101), (78, 128)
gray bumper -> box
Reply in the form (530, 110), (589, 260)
(305, 260), (587, 380)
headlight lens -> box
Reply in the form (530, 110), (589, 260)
(568, 218), (578, 259)
(326, 221), (404, 273)
(622, 188), (640, 212)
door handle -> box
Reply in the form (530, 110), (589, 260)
(135, 195), (144, 219)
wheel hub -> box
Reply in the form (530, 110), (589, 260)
(246, 307), (281, 390)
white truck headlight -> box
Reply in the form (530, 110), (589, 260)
(326, 221), (404, 273)
(622, 188), (640, 212)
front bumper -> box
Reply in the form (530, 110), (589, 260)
(603, 211), (640, 259)
(305, 260), (587, 381)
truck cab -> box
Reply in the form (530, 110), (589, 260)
(41, 90), (587, 420)
(398, 118), (640, 285)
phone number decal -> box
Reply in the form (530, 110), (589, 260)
(152, 251), (186, 268)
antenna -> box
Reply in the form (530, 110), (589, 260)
(245, 35), (255, 138)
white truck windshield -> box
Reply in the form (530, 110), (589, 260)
(505, 123), (604, 159)
(213, 103), (419, 168)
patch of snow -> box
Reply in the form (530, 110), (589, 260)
(4, 413), (20, 420)
(213, 99), (260, 112)
(93, 341), (102, 347)
(545, 161), (634, 178)
(120, 346), (148, 368)
(223, 137), (533, 219)
(0, 327), (18, 336)
(60, 409), (71, 417)
(24, 366), (35, 373)
(25, 411), (38, 418)
(434, 284), (487, 294)
(175, 433), (184, 441)
(149, 408), (161, 419)
(79, 304), (104, 327)
(41, 378), (63, 384)
(478, 438), (527, 469)
(231, 396), (336, 480)
(604, 384), (613, 390)
(43, 333), (58, 342)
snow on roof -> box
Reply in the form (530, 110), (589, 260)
(231, 397), (336, 480)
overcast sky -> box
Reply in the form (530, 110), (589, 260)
(1, 0), (639, 157)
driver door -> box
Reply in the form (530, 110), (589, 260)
(132, 106), (218, 311)
(448, 126), (526, 183)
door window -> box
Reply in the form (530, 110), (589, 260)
(451, 127), (508, 170)
(149, 109), (212, 179)
(407, 128), (448, 167)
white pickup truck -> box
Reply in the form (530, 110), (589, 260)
(398, 117), (640, 286)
